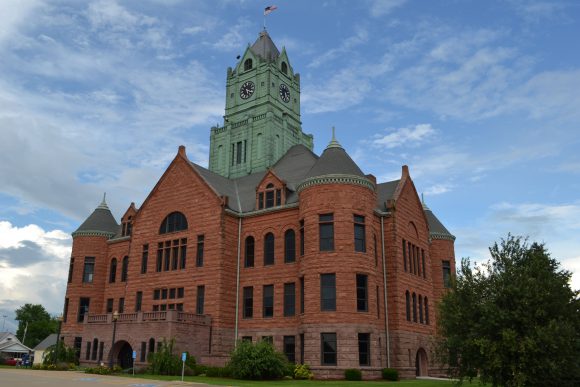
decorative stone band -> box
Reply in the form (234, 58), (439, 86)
(225, 202), (299, 218)
(296, 174), (375, 193)
(430, 231), (456, 241)
(71, 230), (116, 239)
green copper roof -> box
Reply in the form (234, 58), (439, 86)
(72, 194), (119, 238)
(250, 30), (280, 61)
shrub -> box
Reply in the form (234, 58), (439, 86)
(382, 368), (398, 381)
(42, 343), (77, 365)
(85, 365), (112, 375)
(228, 339), (290, 380)
(205, 365), (231, 377)
(147, 338), (181, 375)
(345, 368), (362, 381)
(293, 364), (314, 380)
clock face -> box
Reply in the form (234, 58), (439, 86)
(279, 84), (290, 103)
(240, 81), (255, 99)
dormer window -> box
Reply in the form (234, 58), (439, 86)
(121, 216), (133, 237)
(244, 58), (253, 71)
(258, 183), (282, 210)
(281, 61), (288, 75)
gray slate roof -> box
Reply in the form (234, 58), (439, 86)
(250, 31), (280, 61)
(424, 208), (455, 239)
(33, 334), (57, 351)
(305, 146), (365, 179)
(376, 180), (400, 211)
(74, 200), (119, 235)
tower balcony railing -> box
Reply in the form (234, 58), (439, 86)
(84, 310), (211, 326)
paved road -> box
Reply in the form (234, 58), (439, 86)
(0, 368), (225, 387)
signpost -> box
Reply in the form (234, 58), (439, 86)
(181, 352), (186, 381)
(132, 351), (137, 376)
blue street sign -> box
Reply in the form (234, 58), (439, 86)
(181, 352), (186, 362)
(132, 350), (137, 359)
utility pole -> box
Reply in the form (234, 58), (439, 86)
(21, 321), (29, 345)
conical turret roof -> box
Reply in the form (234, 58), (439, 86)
(250, 30), (280, 61)
(422, 196), (455, 241)
(72, 194), (119, 238)
(305, 129), (365, 179)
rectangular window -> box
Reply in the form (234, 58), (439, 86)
(106, 298), (113, 313)
(118, 297), (125, 313)
(231, 143), (235, 166)
(358, 333), (370, 366)
(320, 273), (336, 311)
(422, 249), (426, 279)
(153, 289), (160, 300)
(177, 287), (184, 298)
(171, 239), (179, 270)
(402, 239), (407, 272)
(300, 333), (305, 364)
(164, 241), (171, 271)
(140, 342), (146, 362)
(85, 341), (91, 360)
(136, 291), (142, 312)
(321, 333), (337, 366)
(356, 274), (368, 312)
(245, 237), (254, 267)
(156, 243), (163, 272)
(73, 337), (82, 361)
(176, 303), (183, 311)
(196, 285), (205, 315)
(299, 220), (305, 256)
(442, 260), (451, 288)
(63, 298), (69, 323)
(243, 286), (253, 318)
(319, 214), (334, 251)
(262, 336), (273, 344)
(354, 215), (366, 252)
(68, 258), (74, 283)
(276, 189), (281, 206)
(98, 342), (104, 361)
(300, 276), (305, 314)
(374, 235), (378, 266)
(376, 286), (380, 317)
(168, 304), (175, 310)
(153, 305), (159, 311)
(141, 244), (148, 274)
(284, 282), (295, 317)
(236, 141), (242, 164)
(243, 140), (247, 163)
(263, 284), (274, 318)
(160, 304), (167, 311)
(196, 235), (204, 267)
(161, 288), (168, 299)
(179, 238), (187, 269)
(284, 335), (296, 363)
(78, 297), (90, 322)
(82, 257), (95, 283)
(265, 190), (274, 208)
(242, 336), (252, 342)
(258, 192), (264, 209)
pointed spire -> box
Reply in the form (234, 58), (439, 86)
(421, 192), (430, 210)
(97, 192), (109, 210)
(326, 126), (342, 149)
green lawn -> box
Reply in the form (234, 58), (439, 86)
(118, 373), (465, 386)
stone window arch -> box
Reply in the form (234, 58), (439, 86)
(281, 61), (288, 74)
(244, 58), (253, 71)
(264, 232), (275, 265)
(284, 229), (296, 263)
(159, 212), (188, 234)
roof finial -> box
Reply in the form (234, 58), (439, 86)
(326, 126), (342, 149)
(97, 192), (109, 210)
(421, 192), (430, 210)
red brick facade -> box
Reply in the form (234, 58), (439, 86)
(61, 148), (456, 379)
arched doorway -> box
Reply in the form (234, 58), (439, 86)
(109, 340), (133, 369)
(415, 347), (428, 376)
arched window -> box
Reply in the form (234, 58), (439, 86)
(91, 338), (98, 360)
(245, 236), (255, 267)
(159, 212), (188, 234)
(244, 58), (253, 71)
(284, 229), (296, 263)
(121, 256), (129, 282)
(109, 258), (117, 283)
(148, 338), (155, 354)
(264, 233), (275, 266)
(412, 292), (417, 322)
(405, 291), (410, 321)
(419, 295), (424, 324)
(425, 297), (429, 325)
(281, 61), (288, 74)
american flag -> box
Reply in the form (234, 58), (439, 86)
(264, 5), (278, 16)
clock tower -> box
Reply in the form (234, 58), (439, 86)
(208, 30), (314, 178)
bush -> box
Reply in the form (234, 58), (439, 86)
(205, 365), (231, 377)
(147, 338), (181, 375)
(293, 364), (314, 380)
(42, 342), (77, 365)
(382, 368), (398, 381)
(345, 368), (362, 381)
(228, 339), (290, 380)
(85, 365), (112, 375)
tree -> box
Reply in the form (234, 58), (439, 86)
(15, 304), (58, 348)
(437, 235), (580, 387)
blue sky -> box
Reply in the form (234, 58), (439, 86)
(1, 0), (579, 332)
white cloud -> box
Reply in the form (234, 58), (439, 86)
(308, 27), (369, 69)
(369, 0), (407, 17)
(209, 18), (252, 52)
(424, 183), (454, 196)
(373, 123), (435, 149)
(0, 0), (42, 46)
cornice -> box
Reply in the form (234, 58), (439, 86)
(296, 174), (375, 193)
(71, 230), (116, 239)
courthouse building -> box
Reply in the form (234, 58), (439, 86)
(61, 30), (456, 379)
